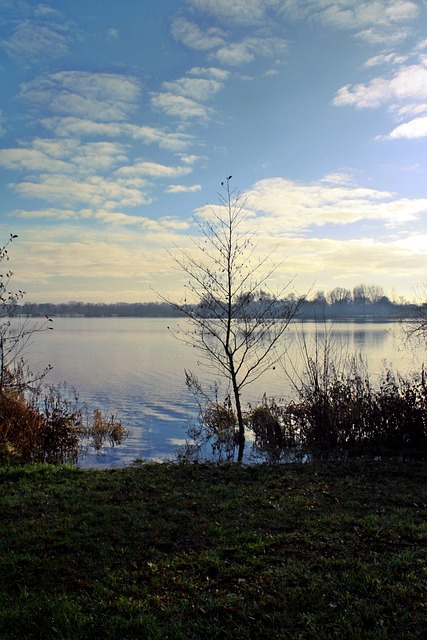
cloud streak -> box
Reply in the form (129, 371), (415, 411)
(282, 0), (419, 42)
(20, 71), (142, 122)
(245, 177), (427, 232)
(334, 46), (427, 140)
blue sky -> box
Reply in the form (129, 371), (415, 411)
(1, 0), (427, 303)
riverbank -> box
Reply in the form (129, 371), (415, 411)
(1, 460), (426, 639)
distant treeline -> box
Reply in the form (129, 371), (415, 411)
(18, 287), (422, 321)
(18, 301), (185, 318)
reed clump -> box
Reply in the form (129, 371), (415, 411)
(0, 383), (127, 465)
(249, 364), (427, 458)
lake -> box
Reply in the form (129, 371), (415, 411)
(24, 317), (424, 468)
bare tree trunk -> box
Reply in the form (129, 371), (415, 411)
(228, 352), (245, 460)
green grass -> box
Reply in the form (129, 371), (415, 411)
(0, 460), (426, 639)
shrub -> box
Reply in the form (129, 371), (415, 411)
(0, 390), (46, 462)
(246, 321), (427, 459)
(252, 360), (427, 458)
(247, 396), (298, 451)
(0, 382), (128, 465)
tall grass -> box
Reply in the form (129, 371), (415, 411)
(183, 322), (427, 461)
(251, 322), (427, 458)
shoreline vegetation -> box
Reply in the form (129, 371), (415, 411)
(1, 460), (426, 639)
(17, 298), (422, 320)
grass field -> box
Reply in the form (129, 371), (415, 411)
(0, 460), (426, 639)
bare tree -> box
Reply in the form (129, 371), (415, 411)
(353, 284), (368, 305)
(366, 284), (384, 305)
(327, 286), (351, 305)
(164, 178), (301, 460)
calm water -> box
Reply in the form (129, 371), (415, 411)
(25, 318), (424, 467)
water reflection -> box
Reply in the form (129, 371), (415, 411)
(24, 318), (424, 467)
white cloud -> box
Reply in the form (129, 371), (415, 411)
(190, 0), (420, 36)
(41, 117), (125, 137)
(10, 208), (86, 221)
(211, 35), (286, 67)
(10, 236), (161, 286)
(8, 217), (427, 303)
(414, 38), (427, 51)
(94, 210), (147, 225)
(178, 154), (204, 165)
(279, 234), (427, 287)
(214, 41), (256, 66)
(334, 62), (427, 108)
(127, 125), (196, 151)
(151, 92), (214, 121)
(0, 139), (129, 175)
(173, 7), (287, 67)
(11, 175), (151, 210)
(319, 172), (356, 186)
(245, 177), (427, 232)
(188, 67), (230, 80)
(70, 141), (129, 172)
(334, 52), (427, 139)
(337, 61), (427, 106)
(150, 69), (227, 123)
(378, 115), (427, 139)
(355, 27), (411, 45)
(188, 0), (279, 25)
(364, 53), (408, 67)
(116, 161), (192, 179)
(0, 147), (72, 174)
(165, 184), (202, 193)
(161, 76), (224, 101)
(391, 102), (427, 120)
(41, 117), (195, 151)
(2, 20), (69, 62)
(171, 17), (224, 50)
(106, 28), (119, 40)
(281, 0), (419, 42)
(9, 207), (192, 234)
(34, 5), (65, 19)
(93, 211), (191, 232)
(157, 216), (191, 231)
(20, 71), (142, 122)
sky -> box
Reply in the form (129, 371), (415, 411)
(1, 0), (427, 304)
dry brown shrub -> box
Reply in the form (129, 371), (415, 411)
(0, 391), (46, 463)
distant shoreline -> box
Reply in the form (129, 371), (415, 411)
(18, 299), (416, 321)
